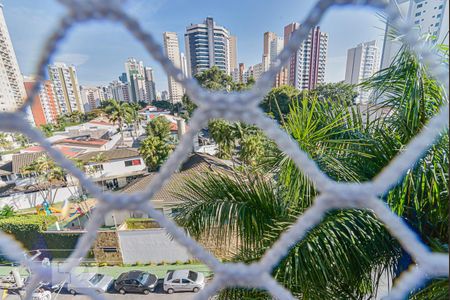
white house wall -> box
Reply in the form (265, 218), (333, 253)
(0, 186), (79, 210)
(118, 229), (192, 264)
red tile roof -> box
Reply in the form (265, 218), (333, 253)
(55, 138), (108, 147)
(23, 145), (84, 158)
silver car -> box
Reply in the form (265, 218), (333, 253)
(67, 273), (114, 295)
(163, 270), (205, 294)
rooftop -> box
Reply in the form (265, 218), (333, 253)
(76, 148), (141, 163)
(122, 153), (231, 202)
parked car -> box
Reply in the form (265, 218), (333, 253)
(163, 270), (205, 294)
(114, 271), (158, 294)
(67, 273), (114, 295)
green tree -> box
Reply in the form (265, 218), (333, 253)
(21, 155), (68, 204)
(0, 205), (16, 218)
(103, 99), (133, 141)
(0, 133), (12, 150)
(304, 81), (358, 104)
(260, 85), (300, 123)
(174, 42), (449, 299)
(139, 136), (172, 171)
(13, 134), (30, 147)
(207, 120), (234, 159)
(146, 116), (171, 141)
(40, 124), (54, 137)
(152, 100), (173, 110)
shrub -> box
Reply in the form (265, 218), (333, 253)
(0, 215), (57, 251)
(125, 218), (160, 230)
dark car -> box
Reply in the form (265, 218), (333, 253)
(114, 271), (158, 295)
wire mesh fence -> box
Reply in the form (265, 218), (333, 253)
(0, 0), (448, 299)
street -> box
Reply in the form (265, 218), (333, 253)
(3, 280), (206, 300)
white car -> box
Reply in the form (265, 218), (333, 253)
(163, 270), (205, 294)
(67, 273), (114, 295)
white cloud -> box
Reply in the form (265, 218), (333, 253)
(53, 53), (90, 66)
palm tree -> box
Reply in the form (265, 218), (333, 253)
(103, 99), (133, 142)
(126, 103), (144, 139)
(21, 155), (67, 204)
(0, 133), (12, 150)
(174, 42), (448, 298)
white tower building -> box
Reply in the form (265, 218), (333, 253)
(163, 32), (185, 103)
(0, 4), (26, 112)
(345, 40), (380, 104)
(381, 0), (449, 69)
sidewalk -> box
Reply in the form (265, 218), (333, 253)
(0, 264), (211, 279)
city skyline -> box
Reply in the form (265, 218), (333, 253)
(3, 0), (387, 92)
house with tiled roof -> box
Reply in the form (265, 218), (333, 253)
(76, 148), (146, 190)
(102, 153), (232, 226)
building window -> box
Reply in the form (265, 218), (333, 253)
(415, 12), (421, 16)
(415, 20), (420, 24)
(417, 3), (423, 8)
(435, 23), (440, 27)
(439, 5), (443, 9)
(101, 247), (117, 253)
(124, 159), (142, 167)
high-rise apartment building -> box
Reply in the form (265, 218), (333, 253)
(144, 67), (156, 102)
(107, 80), (130, 103)
(229, 35), (238, 72)
(125, 58), (146, 103)
(284, 23), (328, 90)
(161, 91), (169, 101)
(185, 17), (232, 76)
(23, 77), (59, 126)
(0, 4), (26, 112)
(80, 86), (106, 111)
(48, 62), (84, 114)
(264, 32), (286, 87)
(345, 40), (380, 104)
(163, 32), (184, 103)
(381, 0), (449, 69)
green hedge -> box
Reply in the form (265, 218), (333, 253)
(0, 215), (57, 259)
(43, 232), (94, 259)
(125, 218), (160, 230)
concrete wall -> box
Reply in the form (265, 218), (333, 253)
(0, 185), (79, 210)
(118, 229), (191, 264)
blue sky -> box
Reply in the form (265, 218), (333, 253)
(3, 0), (386, 92)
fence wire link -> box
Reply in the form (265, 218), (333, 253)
(0, 0), (448, 299)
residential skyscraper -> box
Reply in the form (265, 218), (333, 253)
(345, 40), (380, 104)
(161, 91), (169, 101)
(80, 86), (106, 111)
(0, 4), (27, 112)
(381, 0), (449, 69)
(229, 35), (238, 72)
(185, 17), (232, 76)
(144, 67), (156, 102)
(107, 80), (130, 103)
(23, 77), (59, 126)
(48, 62), (84, 114)
(163, 32), (184, 103)
(284, 23), (328, 90)
(125, 58), (147, 103)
